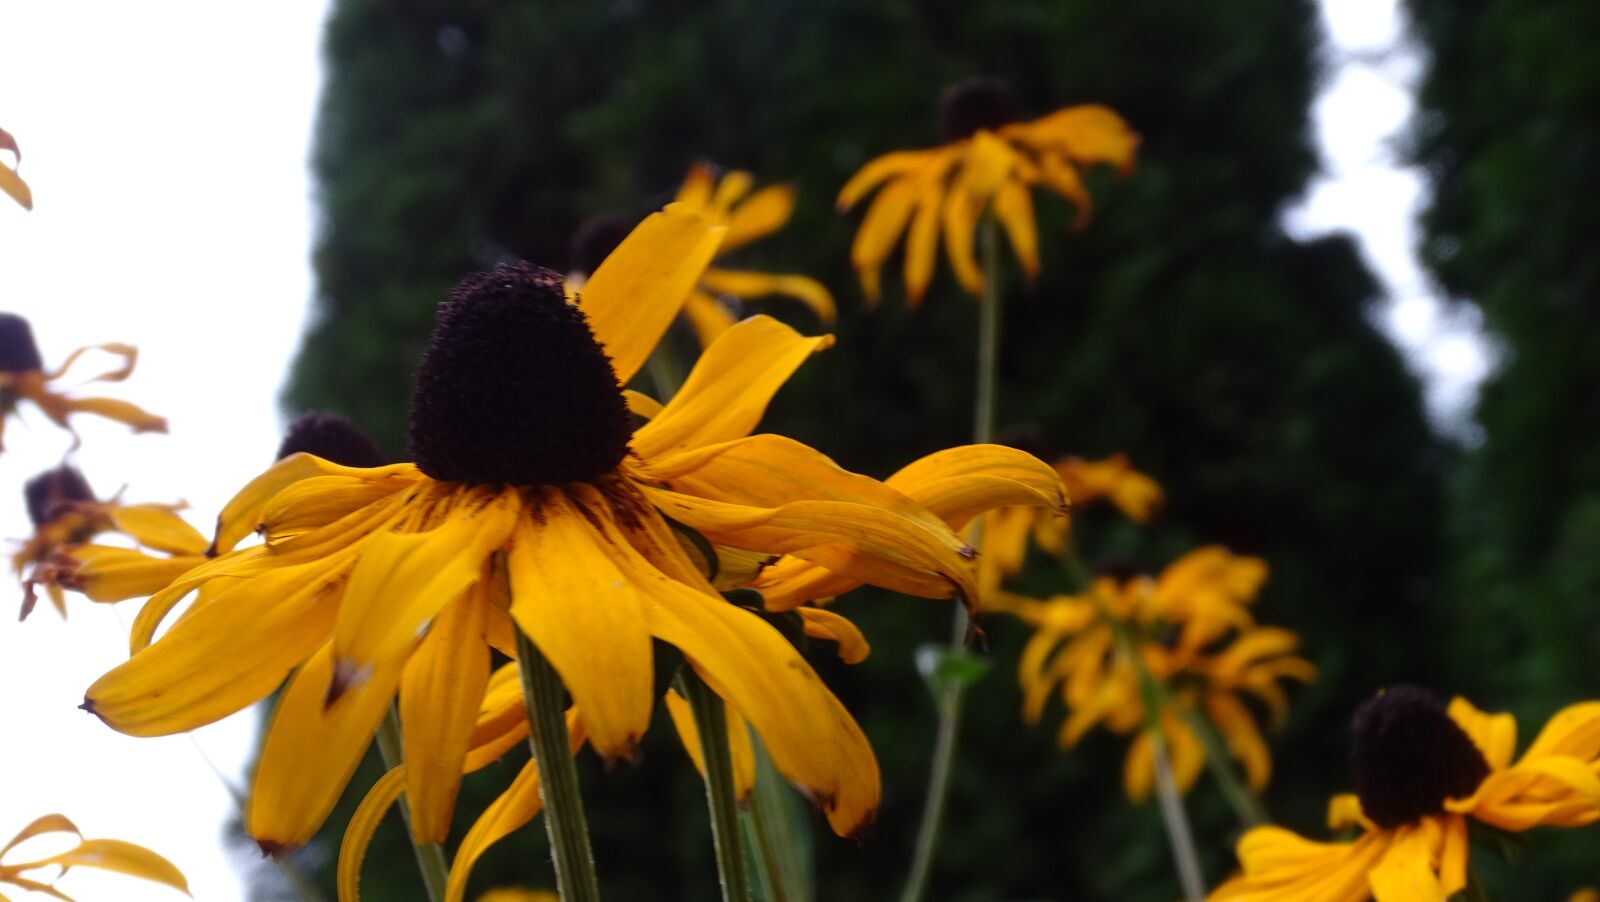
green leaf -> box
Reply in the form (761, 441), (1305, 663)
(916, 644), (991, 698)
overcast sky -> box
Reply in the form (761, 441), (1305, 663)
(0, 2), (1487, 900)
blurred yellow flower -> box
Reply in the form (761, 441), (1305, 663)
(1, 126), (31, 210)
(86, 204), (1053, 857)
(838, 77), (1137, 305)
(671, 161), (837, 348)
(1016, 552), (1312, 800)
(0, 813), (187, 900)
(1212, 687), (1600, 902)
(14, 464), (206, 619)
(0, 313), (166, 452)
(1057, 453), (1163, 523)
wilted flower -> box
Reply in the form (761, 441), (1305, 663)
(0, 313), (166, 451)
(1212, 686), (1600, 901)
(838, 77), (1137, 305)
(0, 813), (187, 900)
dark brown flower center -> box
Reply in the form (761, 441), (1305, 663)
(1352, 684), (1490, 829)
(407, 262), (632, 486)
(0, 312), (43, 374)
(938, 77), (1023, 142)
(276, 411), (386, 468)
(24, 465), (95, 527)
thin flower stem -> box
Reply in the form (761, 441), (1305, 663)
(1150, 734), (1208, 902)
(374, 708), (448, 902)
(743, 736), (810, 902)
(679, 671), (753, 902)
(1176, 705), (1270, 827)
(901, 216), (1005, 902)
(1463, 864), (1491, 902)
(515, 630), (603, 902)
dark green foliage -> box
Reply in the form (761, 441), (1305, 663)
(283, 1), (1449, 899)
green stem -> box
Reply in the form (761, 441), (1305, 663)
(1176, 705), (1270, 827)
(742, 736), (810, 902)
(516, 631), (602, 902)
(679, 671), (752, 902)
(901, 217), (1005, 902)
(1462, 864), (1491, 902)
(1150, 734), (1207, 902)
(375, 709), (448, 902)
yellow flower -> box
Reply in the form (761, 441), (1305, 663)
(1056, 453), (1163, 523)
(667, 161), (837, 348)
(838, 77), (1137, 305)
(0, 813), (187, 899)
(1016, 557), (1312, 800)
(1212, 686), (1600, 902)
(0, 313), (166, 451)
(85, 205), (1060, 857)
(14, 465), (206, 619)
(1, 126), (31, 210)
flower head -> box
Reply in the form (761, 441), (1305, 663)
(667, 161), (836, 348)
(1211, 687), (1600, 901)
(86, 205), (1063, 856)
(0, 313), (166, 452)
(0, 813), (188, 899)
(838, 78), (1138, 305)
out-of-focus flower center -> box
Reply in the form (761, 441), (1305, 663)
(407, 262), (633, 487)
(938, 76), (1023, 142)
(276, 410), (386, 468)
(1351, 684), (1490, 829)
(0, 312), (43, 374)
(24, 465), (95, 528)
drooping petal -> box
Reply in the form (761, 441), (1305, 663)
(36, 546), (200, 603)
(107, 505), (209, 556)
(1006, 105), (1140, 174)
(850, 177), (923, 301)
(337, 765), (406, 902)
(506, 488), (653, 761)
(681, 289), (738, 350)
(0, 814), (81, 858)
(797, 607), (870, 664)
(210, 453), (417, 555)
(709, 169), (754, 219)
(632, 316), (832, 460)
(1367, 821), (1447, 902)
(84, 560), (344, 736)
(836, 149), (942, 211)
(577, 204), (725, 384)
(6, 839), (188, 896)
(1209, 827), (1391, 902)
(1207, 691), (1272, 790)
(902, 180), (944, 306)
(1445, 697), (1518, 772)
(721, 183), (795, 252)
(991, 180), (1039, 279)
(246, 643), (406, 853)
(44, 395), (167, 435)
(698, 268), (836, 325)
(400, 590), (492, 843)
(664, 689), (757, 801)
(0, 158), (32, 210)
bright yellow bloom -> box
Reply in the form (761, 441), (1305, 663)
(1016, 553), (1312, 800)
(14, 465), (206, 619)
(85, 205), (1063, 858)
(0, 813), (187, 899)
(670, 161), (836, 348)
(0, 313), (166, 452)
(838, 78), (1137, 305)
(1212, 687), (1600, 902)
(1, 126), (30, 210)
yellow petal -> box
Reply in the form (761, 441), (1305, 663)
(1011, 104), (1139, 174)
(1445, 697), (1518, 772)
(836, 149), (943, 211)
(53, 396), (167, 435)
(8, 839), (188, 896)
(210, 453), (417, 555)
(259, 475), (413, 545)
(992, 180), (1039, 279)
(681, 289), (737, 350)
(1206, 692), (1271, 790)
(463, 659), (532, 773)
(902, 181), (944, 306)
(247, 643), (406, 853)
(632, 316), (832, 460)
(108, 505), (209, 556)
(664, 689), (756, 801)
(506, 488), (653, 761)
(797, 607), (870, 663)
(84, 561), (343, 736)
(445, 710), (586, 902)
(721, 183), (796, 252)
(1367, 824), (1446, 902)
(577, 204), (725, 384)
(33, 546), (197, 603)
(709, 169), (754, 219)
(940, 168), (984, 296)
(400, 592), (491, 842)
(699, 268), (837, 325)
(1, 814), (81, 857)
(1036, 152), (1091, 228)
(674, 161), (716, 209)
(337, 765), (406, 902)
(332, 489), (517, 680)
(849, 176), (922, 293)
(0, 162), (32, 210)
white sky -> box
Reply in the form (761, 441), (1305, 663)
(0, 2), (1490, 900)
(0, 2), (329, 900)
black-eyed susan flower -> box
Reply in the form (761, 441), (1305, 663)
(0, 813), (188, 899)
(0, 313), (166, 451)
(1211, 686), (1600, 902)
(1, 126), (30, 210)
(25, 412), (382, 619)
(1016, 553), (1312, 800)
(85, 205), (1064, 857)
(838, 77), (1137, 306)
(669, 161), (836, 347)
(15, 464), (206, 619)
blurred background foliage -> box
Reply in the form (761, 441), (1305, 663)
(259, 0), (1596, 898)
